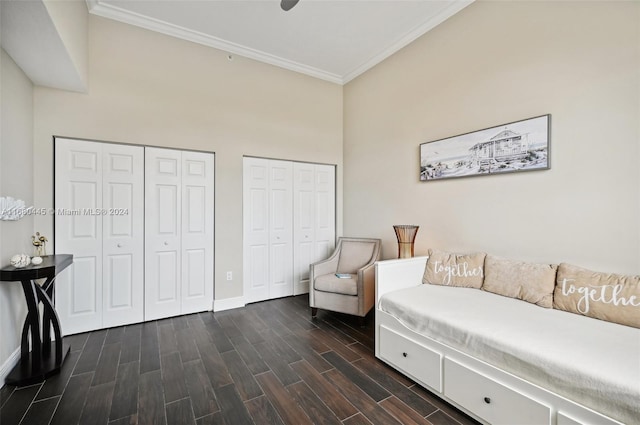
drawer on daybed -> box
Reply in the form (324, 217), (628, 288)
(444, 358), (550, 425)
(379, 325), (442, 392)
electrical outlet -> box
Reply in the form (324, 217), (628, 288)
(226, 271), (232, 281)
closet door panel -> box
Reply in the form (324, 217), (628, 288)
(185, 186), (205, 233)
(55, 138), (103, 335)
(181, 151), (214, 314)
(296, 185), (314, 284)
(292, 163), (336, 295)
(296, 242), (314, 284)
(184, 249), (206, 298)
(145, 148), (182, 320)
(67, 256), (99, 319)
(105, 183), (132, 236)
(268, 161), (293, 299)
(69, 182), (100, 244)
(293, 163), (316, 294)
(102, 144), (144, 327)
(157, 251), (180, 300)
(105, 254), (133, 308)
(247, 244), (269, 302)
(243, 158), (270, 304)
(269, 241), (289, 298)
(314, 164), (336, 262)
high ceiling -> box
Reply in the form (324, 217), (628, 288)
(86, 0), (474, 84)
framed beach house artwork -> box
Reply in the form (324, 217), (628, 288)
(420, 114), (550, 181)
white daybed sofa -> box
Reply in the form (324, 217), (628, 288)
(375, 256), (640, 425)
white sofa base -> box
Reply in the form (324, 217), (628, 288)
(375, 257), (624, 425)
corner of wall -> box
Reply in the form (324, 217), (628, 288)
(0, 48), (35, 376)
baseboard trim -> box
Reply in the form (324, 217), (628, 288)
(213, 296), (245, 312)
(0, 347), (20, 387)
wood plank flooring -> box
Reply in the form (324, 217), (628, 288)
(0, 295), (479, 425)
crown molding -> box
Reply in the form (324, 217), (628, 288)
(86, 0), (344, 84)
(342, 0), (474, 84)
(86, 0), (474, 86)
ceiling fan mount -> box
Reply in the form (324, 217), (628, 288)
(281, 0), (300, 12)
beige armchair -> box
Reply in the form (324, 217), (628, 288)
(309, 237), (382, 323)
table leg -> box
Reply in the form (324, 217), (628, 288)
(40, 277), (55, 357)
(20, 320), (29, 360)
(20, 279), (42, 372)
(34, 280), (64, 364)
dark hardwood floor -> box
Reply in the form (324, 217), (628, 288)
(0, 295), (479, 425)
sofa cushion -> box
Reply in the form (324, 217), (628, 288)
(482, 255), (557, 308)
(314, 273), (357, 295)
(336, 241), (376, 274)
(423, 249), (486, 288)
(554, 263), (640, 328)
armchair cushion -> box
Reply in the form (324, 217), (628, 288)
(314, 274), (358, 296)
(336, 241), (376, 274)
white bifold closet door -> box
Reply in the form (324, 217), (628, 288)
(145, 147), (214, 321)
(293, 162), (336, 295)
(243, 157), (335, 304)
(56, 140), (214, 334)
(243, 158), (293, 304)
(55, 138), (144, 335)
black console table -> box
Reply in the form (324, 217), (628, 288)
(0, 254), (73, 386)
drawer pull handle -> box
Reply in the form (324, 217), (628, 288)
(402, 352), (407, 357)
(484, 397), (491, 404)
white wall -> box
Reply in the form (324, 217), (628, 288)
(344, 1), (640, 274)
(0, 49), (35, 376)
(33, 15), (344, 302)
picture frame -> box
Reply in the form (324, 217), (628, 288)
(420, 114), (550, 181)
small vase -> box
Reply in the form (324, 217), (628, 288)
(393, 225), (419, 258)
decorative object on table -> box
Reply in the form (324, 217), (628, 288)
(31, 256), (43, 265)
(10, 254), (31, 268)
(393, 225), (419, 258)
(32, 232), (48, 256)
(0, 196), (28, 220)
(420, 114), (550, 181)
